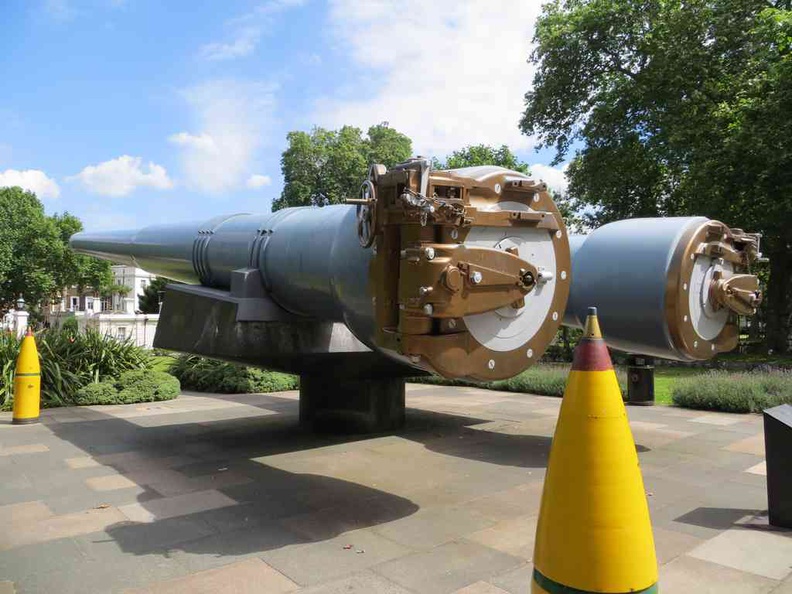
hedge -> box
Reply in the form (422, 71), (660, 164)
(170, 355), (298, 394)
(413, 363), (628, 398)
(74, 370), (180, 406)
(672, 370), (792, 413)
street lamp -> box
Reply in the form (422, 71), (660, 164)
(15, 294), (25, 311)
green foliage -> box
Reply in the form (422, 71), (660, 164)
(522, 0), (792, 351)
(73, 371), (179, 405)
(274, 123), (412, 210)
(414, 363), (628, 398)
(672, 370), (792, 413)
(138, 277), (171, 313)
(0, 188), (113, 314)
(39, 328), (150, 384)
(73, 381), (119, 405)
(434, 144), (531, 174)
(170, 354), (298, 393)
(115, 370), (180, 403)
(0, 328), (152, 408)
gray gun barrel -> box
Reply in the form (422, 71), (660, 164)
(565, 217), (762, 361)
(71, 162), (572, 380)
(71, 205), (376, 343)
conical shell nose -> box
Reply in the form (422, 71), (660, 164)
(583, 306), (602, 339)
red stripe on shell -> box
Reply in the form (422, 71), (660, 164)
(571, 338), (613, 371)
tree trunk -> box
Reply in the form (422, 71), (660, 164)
(765, 242), (792, 354)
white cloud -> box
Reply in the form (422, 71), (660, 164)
(316, 1), (542, 157)
(168, 132), (217, 152)
(68, 155), (174, 197)
(246, 174), (272, 189)
(199, 28), (260, 61)
(169, 80), (277, 194)
(199, 0), (306, 62)
(530, 163), (569, 195)
(0, 169), (61, 199)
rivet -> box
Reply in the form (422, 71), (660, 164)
(448, 319), (457, 329)
(425, 247), (436, 260)
(683, 283), (688, 291)
(560, 271), (567, 280)
(450, 229), (459, 240)
(533, 193), (540, 203)
(555, 230), (562, 238)
(423, 304), (434, 315)
(494, 183), (501, 194)
(552, 311), (558, 321)
(488, 359), (495, 370)
(694, 340), (698, 348)
(471, 271), (483, 284)
(711, 344), (716, 351)
(527, 349), (533, 358)
(684, 315), (688, 322)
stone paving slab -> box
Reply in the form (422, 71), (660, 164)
(0, 384), (786, 593)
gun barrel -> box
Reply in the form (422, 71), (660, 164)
(566, 217), (762, 361)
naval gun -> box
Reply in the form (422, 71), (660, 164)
(71, 158), (762, 430)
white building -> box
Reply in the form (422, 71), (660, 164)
(45, 265), (160, 348)
(110, 265), (156, 314)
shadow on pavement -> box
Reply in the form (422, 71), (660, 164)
(675, 507), (767, 530)
(44, 390), (648, 561)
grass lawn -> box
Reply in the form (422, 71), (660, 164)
(652, 367), (703, 405)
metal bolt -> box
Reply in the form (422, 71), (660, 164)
(450, 229), (459, 240)
(552, 311), (558, 321)
(560, 271), (567, 280)
(527, 349), (534, 358)
(425, 247), (436, 260)
(471, 271), (483, 284)
(448, 319), (457, 329)
(419, 286), (432, 296)
(488, 359), (495, 370)
(410, 355), (421, 363)
(494, 183), (501, 194)
(423, 303), (434, 315)
(537, 269), (554, 283)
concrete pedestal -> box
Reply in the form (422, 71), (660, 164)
(299, 376), (406, 433)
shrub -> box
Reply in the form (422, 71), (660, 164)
(413, 363), (628, 398)
(170, 355), (298, 393)
(116, 370), (180, 403)
(74, 381), (119, 405)
(1, 328), (153, 408)
(73, 371), (180, 406)
(672, 370), (792, 413)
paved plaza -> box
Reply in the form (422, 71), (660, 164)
(0, 384), (789, 593)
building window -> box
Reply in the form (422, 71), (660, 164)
(140, 279), (147, 289)
(117, 327), (127, 340)
(70, 296), (79, 311)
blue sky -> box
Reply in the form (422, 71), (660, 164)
(0, 0), (567, 231)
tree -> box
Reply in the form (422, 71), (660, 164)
(50, 212), (114, 294)
(434, 144), (531, 174)
(138, 277), (171, 313)
(521, 0), (792, 352)
(0, 188), (113, 315)
(274, 123), (412, 210)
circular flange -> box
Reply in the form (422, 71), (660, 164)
(665, 221), (740, 360)
(459, 196), (570, 381)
